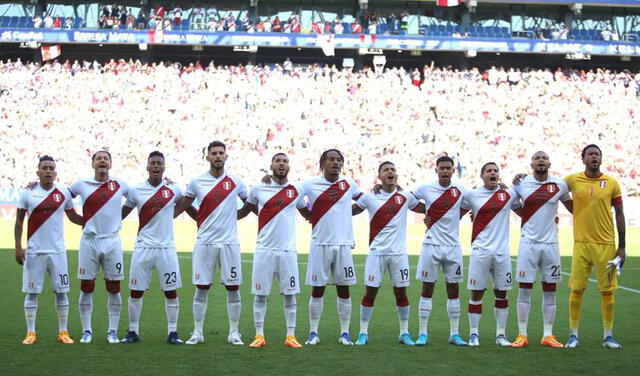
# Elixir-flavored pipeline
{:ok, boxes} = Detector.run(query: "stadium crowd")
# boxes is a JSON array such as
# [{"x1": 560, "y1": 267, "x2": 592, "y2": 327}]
[{"x1": 0, "y1": 58, "x2": 638, "y2": 196}]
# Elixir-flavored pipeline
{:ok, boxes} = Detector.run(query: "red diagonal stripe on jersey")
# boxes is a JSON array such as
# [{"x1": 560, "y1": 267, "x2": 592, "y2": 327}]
[
  {"x1": 426, "y1": 187, "x2": 461, "y2": 229},
  {"x1": 82, "y1": 181, "x2": 120, "y2": 227},
  {"x1": 138, "y1": 185, "x2": 174, "y2": 233},
  {"x1": 258, "y1": 185, "x2": 299, "y2": 233},
  {"x1": 27, "y1": 188, "x2": 65, "y2": 239},
  {"x1": 471, "y1": 190, "x2": 510, "y2": 243},
  {"x1": 197, "y1": 176, "x2": 236, "y2": 228},
  {"x1": 369, "y1": 193, "x2": 406, "y2": 245},
  {"x1": 311, "y1": 180, "x2": 350, "y2": 228},
  {"x1": 520, "y1": 183, "x2": 559, "y2": 227}
]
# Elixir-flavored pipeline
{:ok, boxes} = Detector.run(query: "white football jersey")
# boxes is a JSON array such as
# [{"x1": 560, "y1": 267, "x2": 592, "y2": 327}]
[
  {"x1": 461, "y1": 187, "x2": 520, "y2": 253},
  {"x1": 247, "y1": 182, "x2": 306, "y2": 251},
  {"x1": 303, "y1": 176, "x2": 362, "y2": 246},
  {"x1": 514, "y1": 176, "x2": 570, "y2": 244},
  {"x1": 124, "y1": 181, "x2": 183, "y2": 248},
  {"x1": 17, "y1": 184, "x2": 74, "y2": 253},
  {"x1": 185, "y1": 171, "x2": 247, "y2": 245},
  {"x1": 356, "y1": 189, "x2": 419, "y2": 255},
  {"x1": 69, "y1": 177, "x2": 129, "y2": 236},
  {"x1": 411, "y1": 181, "x2": 466, "y2": 246}
]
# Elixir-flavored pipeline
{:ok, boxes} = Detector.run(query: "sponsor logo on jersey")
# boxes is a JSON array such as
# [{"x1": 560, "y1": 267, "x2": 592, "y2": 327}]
[
  {"x1": 108, "y1": 181, "x2": 117, "y2": 191},
  {"x1": 53, "y1": 193, "x2": 62, "y2": 202},
  {"x1": 223, "y1": 181, "x2": 232, "y2": 190},
  {"x1": 162, "y1": 189, "x2": 171, "y2": 198},
  {"x1": 286, "y1": 189, "x2": 295, "y2": 198},
  {"x1": 600, "y1": 181, "x2": 607, "y2": 188},
  {"x1": 338, "y1": 181, "x2": 346, "y2": 190},
  {"x1": 498, "y1": 193, "x2": 506, "y2": 201}
]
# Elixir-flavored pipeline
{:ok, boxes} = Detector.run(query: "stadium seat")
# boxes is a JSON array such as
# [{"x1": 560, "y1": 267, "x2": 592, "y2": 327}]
[
  {"x1": 73, "y1": 18, "x2": 84, "y2": 28},
  {"x1": 342, "y1": 22, "x2": 350, "y2": 33},
  {"x1": 418, "y1": 26, "x2": 427, "y2": 35},
  {"x1": 378, "y1": 24, "x2": 387, "y2": 34},
  {"x1": 446, "y1": 25, "x2": 454, "y2": 33},
  {"x1": 9, "y1": 16, "x2": 19, "y2": 27},
  {"x1": 0, "y1": 16, "x2": 9, "y2": 27},
  {"x1": 181, "y1": 19, "x2": 190, "y2": 30},
  {"x1": 437, "y1": 25, "x2": 445, "y2": 33}
]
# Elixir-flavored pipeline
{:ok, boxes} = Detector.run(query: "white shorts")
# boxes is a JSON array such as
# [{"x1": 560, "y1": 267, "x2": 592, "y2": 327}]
[
  {"x1": 252, "y1": 249, "x2": 300, "y2": 295},
  {"x1": 364, "y1": 254, "x2": 410, "y2": 288},
  {"x1": 305, "y1": 244, "x2": 356, "y2": 286},
  {"x1": 416, "y1": 244, "x2": 464, "y2": 284},
  {"x1": 23, "y1": 252, "x2": 70, "y2": 294},
  {"x1": 467, "y1": 251, "x2": 513, "y2": 291},
  {"x1": 516, "y1": 241, "x2": 561, "y2": 284},
  {"x1": 78, "y1": 235, "x2": 124, "y2": 280},
  {"x1": 192, "y1": 243, "x2": 242, "y2": 286},
  {"x1": 129, "y1": 247, "x2": 182, "y2": 291}
]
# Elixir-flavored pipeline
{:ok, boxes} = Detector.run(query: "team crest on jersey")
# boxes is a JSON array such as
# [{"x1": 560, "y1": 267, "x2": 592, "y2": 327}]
[
  {"x1": 395, "y1": 195, "x2": 404, "y2": 205},
  {"x1": 519, "y1": 271, "x2": 525, "y2": 278},
  {"x1": 421, "y1": 270, "x2": 428, "y2": 277},
  {"x1": 53, "y1": 193, "x2": 62, "y2": 202},
  {"x1": 338, "y1": 181, "x2": 346, "y2": 191},
  {"x1": 469, "y1": 279, "x2": 476, "y2": 285},
  {"x1": 162, "y1": 189, "x2": 171, "y2": 198},
  {"x1": 223, "y1": 181, "x2": 232, "y2": 190},
  {"x1": 131, "y1": 279, "x2": 137, "y2": 285},
  {"x1": 255, "y1": 283, "x2": 261, "y2": 291},
  {"x1": 311, "y1": 275, "x2": 317, "y2": 281},
  {"x1": 286, "y1": 189, "x2": 295, "y2": 198},
  {"x1": 368, "y1": 275, "x2": 375, "y2": 282},
  {"x1": 451, "y1": 187, "x2": 459, "y2": 197},
  {"x1": 497, "y1": 193, "x2": 506, "y2": 201},
  {"x1": 547, "y1": 185, "x2": 555, "y2": 193},
  {"x1": 600, "y1": 181, "x2": 607, "y2": 188},
  {"x1": 108, "y1": 181, "x2": 116, "y2": 191}
]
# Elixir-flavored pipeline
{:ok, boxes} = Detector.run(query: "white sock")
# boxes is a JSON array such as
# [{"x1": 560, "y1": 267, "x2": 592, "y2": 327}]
[
  {"x1": 418, "y1": 297, "x2": 432, "y2": 335},
  {"x1": 494, "y1": 298, "x2": 509, "y2": 337},
  {"x1": 604, "y1": 328, "x2": 613, "y2": 339},
  {"x1": 165, "y1": 298, "x2": 179, "y2": 334},
  {"x1": 359, "y1": 305, "x2": 373, "y2": 334},
  {"x1": 570, "y1": 328, "x2": 579, "y2": 337},
  {"x1": 517, "y1": 288, "x2": 531, "y2": 336},
  {"x1": 128, "y1": 297, "x2": 142, "y2": 334},
  {"x1": 78, "y1": 291, "x2": 93, "y2": 332},
  {"x1": 24, "y1": 293, "x2": 38, "y2": 332},
  {"x1": 396, "y1": 304, "x2": 410, "y2": 335},
  {"x1": 468, "y1": 299, "x2": 482, "y2": 335},
  {"x1": 55, "y1": 293, "x2": 69, "y2": 332},
  {"x1": 446, "y1": 298, "x2": 461, "y2": 336},
  {"x1": 107, "y1": 292, "x2": 122, "y2": 332},
  {"x1": 337, "y1": 297, "x2": 351, "y2": 334},
  {"x1": 227, "y1": 289, "x2": 241, "y2": 334},
  {"x1": 308, "y1": 296, "x2": 323, "y2": 333},
  {"x1": 192, "y1": 288, "x2": 209, "y2": 335},
  {"x1": 253, "y1": 295, "x2": 267, "y2": 336},
  {"x1": 284, "y1": 295, "x2": 297, "y2": 336},
  {"x1": 542, "y1": 290, "x2": 556, "y2": 337}
]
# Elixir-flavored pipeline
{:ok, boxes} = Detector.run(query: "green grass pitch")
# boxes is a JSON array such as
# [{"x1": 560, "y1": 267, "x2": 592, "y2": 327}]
[{"x1": 1, "y1": 250, "x2": 638, "y2": 375}]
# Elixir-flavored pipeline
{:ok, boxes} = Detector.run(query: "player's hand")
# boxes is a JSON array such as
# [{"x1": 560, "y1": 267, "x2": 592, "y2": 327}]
[
  {"x1": 498, "y1": 181, "x2": 509, "y2": 190},
  {"x1": 24, "y1": 181, "x2": 37, "y2": 190},
  {"x1": 261, "y1": 174, "x2": 272, "y2": 184},
  {"x1": 615, "y1": 248, "x2": 626, "y2": 267},
  {"x1": 423, "y1": 215, "x2": 432, "y2": 228},
  {"x1": 163, "y1": 176, "x2": 175, "y2": 185},
  {"x1": 15, "y1": 248, "x2": 25, "y2": 265},
  {"x1": 512, "y1": 174, "x2": 527, "y2": 186}
]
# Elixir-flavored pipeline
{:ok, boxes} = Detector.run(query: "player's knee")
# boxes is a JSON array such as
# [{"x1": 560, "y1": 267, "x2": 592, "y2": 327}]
[
  {"x1": 570, "y1": 289, "x2": 584, "y2": 297},
  {"x1": 336, "y1": 286, "x2": 350, "y2": 299},
  {"x1": 80, "y1": 280, "x2": 95, "y2": 293},
  {"x1": 445, "y1": 283, "x2": 459, "y2": 299},
  {"x1": 421, "y1": 282, "x2": 434, "y2": 298},
  {"x1": 395, "y1": 296, "x2": 409, "y2": 307},
  {"x1": 225, "y1": 285, "x2": 239, "y2": 291},
  {"x1": 105, "y1": 280, "x2": 120, "y2": 294},
  {"x1": 130, "y1": 289, "x2": 144, "y2": 298},
  {"x1": 196, "y1": 284, "x2": 211, "y2": 290},
  {"x1": 164, "y1": 290, "x2": 177, "y2": 299},
  {"x1": 519, "y1": 282, "x2": 534, "y2": 289},
  {"x1": 311, "y1": 287, "x2": 325, "y2": 298},
  {"x1": 541, "y1": 283, "x2": 556, "y2": 292},
  {"x1": 600, "y1": 290, "x2": 613, "y2": 297},
  {"x1": 493, "y1": 289, "x2": 507, "y2": 299},
  {"x1": 361, "y1": 295, "x2": 375, "y2": 307}
]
